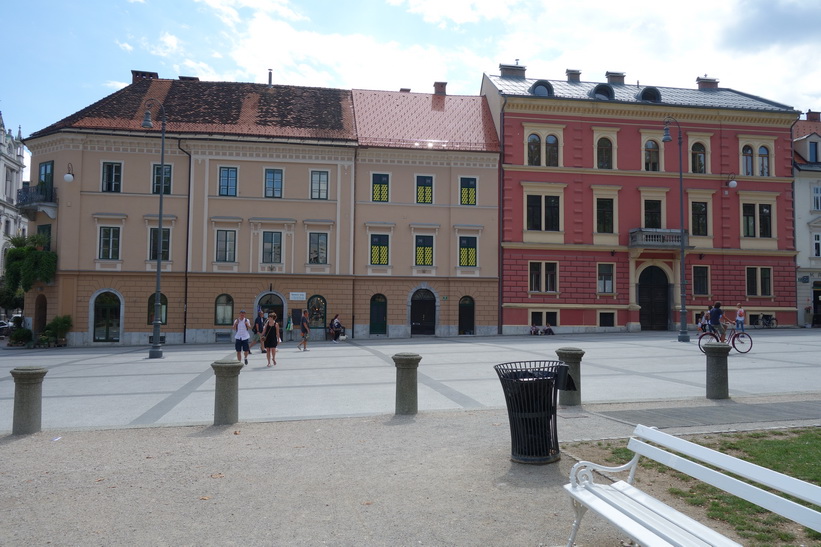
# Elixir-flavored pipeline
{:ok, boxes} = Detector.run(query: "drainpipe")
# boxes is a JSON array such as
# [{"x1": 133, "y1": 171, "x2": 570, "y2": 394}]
[
  {"x1": 498, "y1": 94, "x2": 507, "y2": 335},
  {"x1": 178, "y1": 139, "x2": 192, "y2": 343}
]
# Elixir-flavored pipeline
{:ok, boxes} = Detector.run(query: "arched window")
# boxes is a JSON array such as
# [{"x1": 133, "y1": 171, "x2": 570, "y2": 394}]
[
  {"x1": 742, "y1": 145, "x2": 754, "y2": 176},
  {"x1": 644, "y1": 140, "x2": 659, "y2": 171},
  {"x1": 691, "y1": 143, "x2": 706, "y2": 174},
  {"x1": 527, "y1": 134, "x2": 541, "y2": 166},
  {"x1": 147, "y1": 293, "x2": 168, "y2": 325},
  {"x1": 307, "y1": 295, "x2": 327, "y2": 333},
  {"x1": 758, "y1": 146, "x2": 770, "y2": 176},
  {"x1": 593, "y1": 84, "x2": 614, "y2": 100},
  {"x1": 597, "y1": 138, "x2": 613, "y2": 169},
  {"x1": 545, "y1": 135, "x2": 559, "y2": 167},
  {"x1": 639, "y1": 87, "x2": 661, "y2": 102},
  {"x1": 215, "y1": 294, "x2": 233, "y2": 325},
  {"x1": 94, "y1": 291, "x2": 121, "y2": 342},
  {"x1": 530, "y1": 80, "x2": 553, "y2": 97}
]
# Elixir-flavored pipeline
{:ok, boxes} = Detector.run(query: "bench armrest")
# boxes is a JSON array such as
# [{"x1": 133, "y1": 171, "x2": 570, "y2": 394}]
[{"x1": 569, "y1": 454, "x2": 641, "y2": 488}]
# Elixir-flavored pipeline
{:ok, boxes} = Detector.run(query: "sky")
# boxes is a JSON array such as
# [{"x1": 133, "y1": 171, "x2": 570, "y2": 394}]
[{"x1": 4, "y1": 0, "x2": 821, "y2": 171}]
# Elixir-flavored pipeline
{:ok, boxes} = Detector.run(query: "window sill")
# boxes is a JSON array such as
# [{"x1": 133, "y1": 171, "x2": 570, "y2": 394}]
[
  {"x1": 367, "y1": 265, "x2": 392, "y2": 276},
  {"x1": 145, "y1": 260, "x2": 173, "y2": 272},
  {"x1": 260, "y1": 263, "x2": 284, "y2": 273},
  {"x1": 212, "y1": 261, "x2": 238, "y2": 273},
  {"x1": 412, "y1": 266, "x2": 437, "y2": 276},
  {"x1": 456, "y1": 266, "x2": 480, "y2": 276},
  {"x1": 95, "y1": 259, "x2": 123, "y2": 271}
]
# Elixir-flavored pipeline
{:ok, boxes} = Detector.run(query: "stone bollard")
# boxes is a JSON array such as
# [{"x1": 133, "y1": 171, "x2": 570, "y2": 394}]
[
  {"x1": 211, "y1": 360, "x2": 244, "y2": 425},
  {"x1": 556, "y1": 347, "x2": 585, "y2": 406},
  {"x1": 10, "y1": 367, "x2": 48, "y2": 435},
  {"x1": 393, "y1": 352, "x2": 422, "y2": 415},
  {"x1": 704, "y1": 342, "x2": 731, "y2": 400}
]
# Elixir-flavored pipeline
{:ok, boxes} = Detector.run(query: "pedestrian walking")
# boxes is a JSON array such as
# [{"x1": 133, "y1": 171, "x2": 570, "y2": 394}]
[
  {"x1": 263, "y1": 312, "x2": 280, "y2": 366},
  {"x1": 735, "y1": 303, "x2": 746, "y2": 332},
  {"x1": 250, "y1": 310, "x2": 266, "y2": 353},
  {"x1": 297, "y1": 309, "x2": 310, "y2": 351},
  {"x1": 330, "y1": 314, "x2": 343, "y2": 343},
  {"x1": 233, "y1": 310, "x2": 252, "y2": 365}
]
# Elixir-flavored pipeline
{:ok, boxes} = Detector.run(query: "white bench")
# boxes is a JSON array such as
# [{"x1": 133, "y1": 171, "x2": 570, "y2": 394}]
[{"x1": 564, "y1": 424, "x2": 821, "y2": 546}]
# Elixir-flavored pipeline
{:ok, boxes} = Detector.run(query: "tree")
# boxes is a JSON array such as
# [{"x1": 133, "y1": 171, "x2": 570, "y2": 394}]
[{"x1": 1, "y1": 235, "x2": 57, "y2": 306}]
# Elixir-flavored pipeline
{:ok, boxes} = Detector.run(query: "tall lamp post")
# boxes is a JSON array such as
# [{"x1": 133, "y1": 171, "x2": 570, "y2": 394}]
[
  {"x1": 142, "y1": 99, "x2": 167, "y2": 358},
  {"x1": 662, "y1": 116, "x2": 690, "y2": 342}
]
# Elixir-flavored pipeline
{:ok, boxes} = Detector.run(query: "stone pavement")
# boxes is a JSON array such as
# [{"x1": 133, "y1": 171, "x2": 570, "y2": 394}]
[{"x1": 1, "y1": 331, "x2": 819, "y2": 545}]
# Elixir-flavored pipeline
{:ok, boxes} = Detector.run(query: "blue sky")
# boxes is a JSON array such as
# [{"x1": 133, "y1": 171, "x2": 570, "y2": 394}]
[{"x1": 4, "y1": 0, "x2": 821, "y2": 164}]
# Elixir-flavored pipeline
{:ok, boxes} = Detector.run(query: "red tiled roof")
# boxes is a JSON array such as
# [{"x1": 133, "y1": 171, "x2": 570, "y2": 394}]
[
  {"x1": 352, "y1": 89, "x2": 499, "y2": 152},
  {"x1": 29, "y1": 79, "x2": 357, "y2": 142},
  {"x1": 794, "y1": 120, "x2": 821, "y2": 140}
]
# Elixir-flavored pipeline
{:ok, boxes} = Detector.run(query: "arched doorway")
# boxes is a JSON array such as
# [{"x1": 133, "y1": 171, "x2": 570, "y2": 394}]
[
  {"x1": 307, "y1": 295, "x2": 327, "y2": 338},
  {"x1": 370, "y1": 294, "x2": 387, "y2": 335},
  {"x1": 410, "y1": 289, "x2": 436, "y2": 335},
  {"x1": 458, "y1": 296, "x2": 475, "y2": 335},
  {"x1": 34, "y1": 294, "x2": 47, "y2": 334},
  {"x1": 94, "y1": 291, "x2": 121, "y2": 342},
  {"x1": 638, "y1": 266, "x2": 670, "y2": 330},
  {"x1": 258, "y1": 293, "x2": 284, "y2": 328}
]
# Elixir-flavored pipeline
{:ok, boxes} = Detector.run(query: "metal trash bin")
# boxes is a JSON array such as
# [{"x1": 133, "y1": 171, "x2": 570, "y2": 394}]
[{"x1": 494, "y1": 360, "x2": 575, "y2": 464}]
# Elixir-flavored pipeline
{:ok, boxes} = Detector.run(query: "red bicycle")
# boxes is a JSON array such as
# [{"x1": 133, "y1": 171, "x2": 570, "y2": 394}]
[{"x1": 698, "y1": 325, "x2": 752, "y2": 354}]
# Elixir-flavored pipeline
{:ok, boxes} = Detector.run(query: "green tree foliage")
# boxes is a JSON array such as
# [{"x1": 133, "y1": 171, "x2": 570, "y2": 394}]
[{"x1": 2, "y1": 235, "x2": 58, "y2": 305}]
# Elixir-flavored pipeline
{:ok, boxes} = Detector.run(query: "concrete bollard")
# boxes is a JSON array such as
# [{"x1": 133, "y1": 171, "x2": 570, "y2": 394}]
[
  {"x1": 393, "y1": 352, "x2": 422, "y2": 415},
  {"x1": 556, "y1": 347, "x2": 585, "y2": 406},
  {"x1": 704, "y1": 342, "x2": 732, "y2": 400},
  {"x1": 10, "y1": 366, "x2": 48, "y2": 435},
  {"x1": 211, "y1": 359, "x2": 244, "y2": 425}
]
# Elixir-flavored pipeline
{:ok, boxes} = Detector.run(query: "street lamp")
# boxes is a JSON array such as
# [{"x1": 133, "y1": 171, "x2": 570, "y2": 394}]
[
  {"x1": 142, "y1": 99, "x2": 167, "y2": 358},
  {"x1": 662, "y1": 116, "x2": 690, "y2": 342}
]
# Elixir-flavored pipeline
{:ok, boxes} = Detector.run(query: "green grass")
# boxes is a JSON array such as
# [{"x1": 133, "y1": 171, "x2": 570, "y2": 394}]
[{"x1": 609, "y1": 428, "x2": 821, "y2": 546}]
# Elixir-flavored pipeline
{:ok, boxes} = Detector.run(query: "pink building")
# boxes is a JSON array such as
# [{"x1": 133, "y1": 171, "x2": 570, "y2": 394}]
[{"x1": 482, "y1": 65, "x2": 799, "y2": 333}]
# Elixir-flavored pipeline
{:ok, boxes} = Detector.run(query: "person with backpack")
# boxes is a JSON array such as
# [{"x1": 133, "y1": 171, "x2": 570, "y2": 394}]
[{"x1": 233, "y1": 310, "x2": 252, "y2": 365}]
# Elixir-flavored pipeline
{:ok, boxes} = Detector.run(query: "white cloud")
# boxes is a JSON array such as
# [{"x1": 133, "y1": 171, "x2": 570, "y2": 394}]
[
  {"x1": 387, "y1": 0, "x2": 520, "y2": 25},
  {"x1": 145, "y1": 32, "x2": 183, "y2": 57},
  {"x1": 103, "y1": 80, "x2": 130, "y2": 90},
  {"x1": 116, "y1": 40, "x2": 134, "y2": 52}
]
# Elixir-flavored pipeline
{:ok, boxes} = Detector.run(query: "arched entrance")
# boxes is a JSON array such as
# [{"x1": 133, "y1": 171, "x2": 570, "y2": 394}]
[
  {"x1": 34, "y1": 294, "x2": 47, "y2": 334},
  {"x1": 93, "y1": 291, "x2": 121, "y2": 342},
  {"x1": 638, "y1": 266, "x2": 670, "y2": 331},
  {"x1": 370, "y1": 294, "x2": 387, "y2": 335},
  {"x1": 258, "y1": 293, "x2": 284, "y2": 327},
  {"x1": 307, "y1": 295, "x2": 327, "y2": 338},
  {"x1": 458, "y1": 296, "x2": 475, "y2": 335},
  {"x1": 410, "y1": 289, "x2": 436, "y2": 335}
]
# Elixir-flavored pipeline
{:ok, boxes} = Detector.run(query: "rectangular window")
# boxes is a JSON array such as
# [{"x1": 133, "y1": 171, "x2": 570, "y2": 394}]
[
  {"x1": 459, "y1": 236, "x2": 477, "y2": 267},
  {"x1": 38, "y1": 161, "x2": 54, "y2": 185},
  {"x1": 526, "y1": 195, "x2": 560, "y2": 231},
  {"x1": 814, "y1": 233, "x2": 821, "y2": 257},
  {"x1": 743, "y1": 203, "x2": 772, "y2": 238},
  {"x1": 597, "y1": 263, "x2": 614, "y2": 293},
  {"x1": 529, "y1": 262, "x2": 557, "y2": 292},
  {"x1": 810, "y1": 142, "x2": 818, "y2": 163},
  {"x1": 691, "y1": 201, "x2": 708, "y2": 236},
  {"x1": 599, "y1": 312, "x2": 615, "y2": 327},
  {"x1": 416, "y1": 176, "x2": 433, "y2": 204},
  {"x1": 149, "y1": 228, "x2": 170, "y2": 261},
  {"x1": 746, "y1": 267, "x2": 772, "y2": 296},
  {"x1": 693, "y1": 265, "x2": 709, "y2": 295},
  {"x1": 759, "y1": 204, "x2": 772, "y2": 238},
  {"x1": 264, "y1": 169, "x2": 283, "y2": 198},
  {"x1": 742, "y1": 203, "x2": 756, "y2": 237},
  {"x1": 415, "y1": 235, "x2": 433, "y2": 266},
  {"x1": 644, "y1": 199, "x2": 661, "y2": 229},
  {"x1": 370, "y1": 234, "x2": 389, "y2": 265},
  {"x1": 311, "y1": 171, "x2": 329, "y2": 200},
  {"x1": 216, "y1": 230, "x2": 236, "y2": 262},
  {"x1": 460, "y1": 177, "x2": 476, "y2": 206},
  {"x1": 262, "y1": 231, "x2": 282, "y2": 263},
  {"x1": 814, "y1": 187, "x2": 821, "y2": 211},
  {"x1": 596, "y1": 198, "x2": 614, "y2": 233},
  {"x1": 544, "y1": 196, "x2": 560, "y2": 231},
  {"x1": 219, "y1": 167, "x2": 238, "y2": 196},
  {"x1": 530, "y1": 311, "x2": 558, "y2": 327},
  {"x1": 372, "y1": 173, "x2": 389, "y2": 202},
  {"x1": 152, "y1": 164, "x2": 171, "y2": 195},
  {"x1": 102, "y1": 162, "x2": 122, "y2": 192},
  {"x1": 99, "y1": 227, "x2": 120, "y2": 260},
  {"x1": 309, "y1": 233, "x2": 328, "y2": 264},
  {"x1": 37, "y1": 224, "x2": 52, "y2": 251}
]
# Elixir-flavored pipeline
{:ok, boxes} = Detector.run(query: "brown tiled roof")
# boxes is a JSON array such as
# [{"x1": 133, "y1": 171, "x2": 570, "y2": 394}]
[
  {"x1": 29, "y1": 79, "x2": 357, "y2": 142},
  {"x1": 794, "y1": 120, "x2": 821, "y2": 140},
  {"x1": 352, "y1": 90, "x2": 499, "y2": 152}
]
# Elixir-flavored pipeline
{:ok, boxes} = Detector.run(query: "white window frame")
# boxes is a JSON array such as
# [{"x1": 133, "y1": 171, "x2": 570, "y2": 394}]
[{"x1": 522, "y1": 123, "x2": 566, "y2": 167}]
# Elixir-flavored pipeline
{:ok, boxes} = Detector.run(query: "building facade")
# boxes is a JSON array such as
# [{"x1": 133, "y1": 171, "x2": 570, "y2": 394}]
[
  {"x1": 481, "y1": 64, "x2": 799, "y2": 334},
  {"x1": 793, "y1": 110, "x2": 821, "y2": 327},
  {"x1": 21, "y1": 71, "x2": 498, "y2": 345},
  {"x1": 0, "y1": 111, "x2": 28, "y2": 270}
]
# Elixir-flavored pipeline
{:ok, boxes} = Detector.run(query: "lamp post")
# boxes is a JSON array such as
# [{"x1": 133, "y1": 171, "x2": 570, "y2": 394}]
[
  {"x1": 142, "y1": 99, "x2": 166, "y2": 358},
  {"x1": 662, "y1": 116, "x2": 690, "y2": 342}
]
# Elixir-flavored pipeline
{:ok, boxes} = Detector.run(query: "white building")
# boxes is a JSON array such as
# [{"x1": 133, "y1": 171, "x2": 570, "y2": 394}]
[
  {"x1": 793, "y1": 110, "x2": 821, "y2": 326},
  {"x1": 0, "y1": 110, "x2": 28, "y2": 266}
]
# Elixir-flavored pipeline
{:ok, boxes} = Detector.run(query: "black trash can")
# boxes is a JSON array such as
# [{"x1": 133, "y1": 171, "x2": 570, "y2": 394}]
[{"x1": 494, "y1": 360, "x2": 574, "y2": 464}]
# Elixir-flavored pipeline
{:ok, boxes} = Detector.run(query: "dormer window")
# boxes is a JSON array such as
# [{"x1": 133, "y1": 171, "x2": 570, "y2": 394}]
[
  {"x1": 530, "y1": 80, "x2": 554, "y2": 97},
  {"x1": 593, "y1": 84, "x2": 614, "y2": 100},
  {"x1": 639, "y1": 87, "x2": 661, "y2": 102}
]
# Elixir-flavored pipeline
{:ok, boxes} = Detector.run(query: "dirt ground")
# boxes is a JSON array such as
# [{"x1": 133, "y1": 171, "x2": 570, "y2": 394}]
[{"x1": 560, "y1": 429, "x2": 818, "y2": 547}]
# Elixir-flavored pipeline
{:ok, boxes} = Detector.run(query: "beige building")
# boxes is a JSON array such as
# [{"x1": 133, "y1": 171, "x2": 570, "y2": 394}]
[{"x1": 21, "y1": 71, "x2": 499, "y2": 345}]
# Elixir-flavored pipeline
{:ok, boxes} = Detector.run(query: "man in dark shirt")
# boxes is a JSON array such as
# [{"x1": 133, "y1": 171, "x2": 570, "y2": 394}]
[
  {"x1": 709, "y1": 302, "x2": 729, "y2": 342},
  {"x1": 297, "y1": 309, "x2": 311, "y2": 352},
  {"x1": 251, "y1": 310, "x2": 266, "y2": 354}
]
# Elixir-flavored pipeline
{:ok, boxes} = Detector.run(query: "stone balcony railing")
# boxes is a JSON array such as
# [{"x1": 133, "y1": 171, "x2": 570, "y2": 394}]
[{"x1": 628, "y1": 228, "x2": 688, "y2": 249}]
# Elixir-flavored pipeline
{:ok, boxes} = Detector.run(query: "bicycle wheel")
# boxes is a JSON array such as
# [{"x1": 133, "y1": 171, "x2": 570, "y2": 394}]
[
  {"x1": 698, "y1": 332, "x2": 719, "y2": 353},
  {"x1": 732, "y1": 332, "x2": 753, "y2": 353},
  {"x1": 769, "y1": 318, "x2": 778, "y2": 329}
]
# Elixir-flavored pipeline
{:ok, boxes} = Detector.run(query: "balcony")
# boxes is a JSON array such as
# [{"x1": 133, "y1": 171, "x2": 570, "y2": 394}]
[
  {"x1": 629, "y1": 228, "x2": 688, "y2": 250},
  {"x1": 17, "y1": 185, "x2": 57, "y2": 220}
]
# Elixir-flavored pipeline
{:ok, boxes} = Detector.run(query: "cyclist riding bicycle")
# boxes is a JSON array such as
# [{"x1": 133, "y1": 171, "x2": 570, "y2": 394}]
[{"x1": 709, "y1": 302, "x2": 729, "y2": 342}]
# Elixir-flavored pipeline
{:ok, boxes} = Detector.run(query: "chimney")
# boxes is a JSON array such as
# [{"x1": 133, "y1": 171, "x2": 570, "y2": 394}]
[
  {"x1": 434, "y1": 82, "x2": 447, "y2": 95},
  {"x1": 268, "y1": 69, "x2": 273, "y2": 88},
  {"x1": 131, "y1": 70, "x2": 159, "y2": 84},
  {"x1": 807, "y1": 110, "x2": 820, "y2": 122},
  {"x1": 400, "y1": 88, "x2": 411, "y2": 93},
  {"x1": 179, "y1": 76, "x2": 199, "y2": 81},
  {"x1": 566, "y1": 69, "x2": 581, "y2": 83},
  {"x1": 606, "y1": 71, "x2": 625, "y2": 85},
  {"x1": 499, "y1": 63, "x2": 527, "y2": 78},
  {"x1": 696, "y1": 76, "x2": 719, "y2": 90}
]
